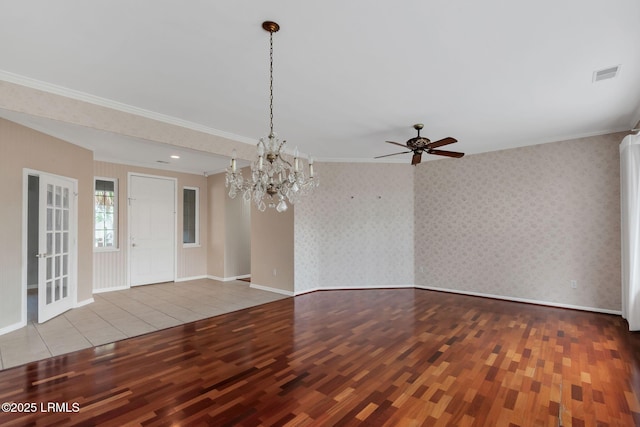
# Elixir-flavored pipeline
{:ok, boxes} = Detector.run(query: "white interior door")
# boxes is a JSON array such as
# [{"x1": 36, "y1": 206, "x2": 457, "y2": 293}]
[
  {"x1": 129, "y1": 174, "x2": 176, "y2": 286},
  {"x1": 38, "y1": 174, "x2": 76, "y2": 323}
]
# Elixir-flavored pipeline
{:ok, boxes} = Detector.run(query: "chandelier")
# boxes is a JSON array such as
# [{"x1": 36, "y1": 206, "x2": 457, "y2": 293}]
[{"x1": 226, "y1": 21, "x2": 318, "y2": 213}]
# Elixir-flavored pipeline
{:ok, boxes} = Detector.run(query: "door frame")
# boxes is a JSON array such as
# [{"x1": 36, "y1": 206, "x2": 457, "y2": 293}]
[
  {"x1": 21, "y1": 168, "x2": 78, "y2": 325},
  {"x1": 127, "y1": 172, "x2": 178, "y2": 287}
]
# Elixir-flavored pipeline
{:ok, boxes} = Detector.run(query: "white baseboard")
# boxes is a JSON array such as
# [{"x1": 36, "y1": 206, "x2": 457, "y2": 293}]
[
  {"x1": 415, "y1": 285, "x2": 622, "y2": 315},
  {"x1": 294, "y1": 283, "x2": 414, "y2": 296},
  {"x1": 75, "y1": 297, "x2": 94, "y2": 308},
  {"x1": 207, "y1": 274, "x2": 250, "y2": 282},
  {"x1": 250, "y1": 283, "x2": 294, "y2": 297},
  {"x1": 175, "y1": 275, "x2": 208, "y2": 283},
  {"x1": 93, "y1": 285, "x2": 129, "y2": 294},
  {"x1": 0, "y1": 320, "x2": 27, "y2": 336},
  {"x1": 294, "y1": 287, "x2": 319, "y2": 296}
]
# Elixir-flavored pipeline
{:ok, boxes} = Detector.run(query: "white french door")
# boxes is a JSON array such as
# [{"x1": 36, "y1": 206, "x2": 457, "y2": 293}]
[
  {"x1": 37, "y1": 174, "x2": 76, "y2": 323},
  {"x1": 129, "y1": 174, "x2": 176, "y2": 286}
]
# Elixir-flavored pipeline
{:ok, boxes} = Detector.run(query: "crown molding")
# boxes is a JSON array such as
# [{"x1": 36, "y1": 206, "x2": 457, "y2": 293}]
[
  {"x1": 316, "y1": 156, "x2": 408, "y2": 164},
  {"x1": 0, "y1": 69, "x2": 258, "y2": 146}
]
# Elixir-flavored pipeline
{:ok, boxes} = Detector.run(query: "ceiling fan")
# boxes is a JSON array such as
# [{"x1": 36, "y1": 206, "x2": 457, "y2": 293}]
[{"x1": 375, "y1": 124, "x2": 464, "y2": 165}]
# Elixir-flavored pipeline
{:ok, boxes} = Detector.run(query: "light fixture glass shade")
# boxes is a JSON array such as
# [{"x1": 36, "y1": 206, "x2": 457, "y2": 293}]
[
  {"x1": 225, "y1": 139, "x2": 318, "y2": 212},
  {"x1": 276, "y1": 198, "x2": 288, "y2": 212}
]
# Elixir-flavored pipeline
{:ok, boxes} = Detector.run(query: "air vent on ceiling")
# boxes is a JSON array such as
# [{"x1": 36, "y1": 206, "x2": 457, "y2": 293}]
[
  {"x1": 593, "y1": 65, "x2": 620, "y2": 82},
  {"x1": 156, "y1": 160, "x2": 170, "y2": 164}
]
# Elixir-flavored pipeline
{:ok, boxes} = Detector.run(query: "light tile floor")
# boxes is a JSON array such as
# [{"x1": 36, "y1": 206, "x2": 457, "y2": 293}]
[{"x1": 0, "y1": 279, "x2": 288, "y2": 370}]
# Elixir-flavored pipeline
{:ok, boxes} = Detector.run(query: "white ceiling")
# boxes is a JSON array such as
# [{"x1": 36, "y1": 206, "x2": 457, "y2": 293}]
[{"x1": 0, "y1": 1, "x2": 638, "y2": 174}]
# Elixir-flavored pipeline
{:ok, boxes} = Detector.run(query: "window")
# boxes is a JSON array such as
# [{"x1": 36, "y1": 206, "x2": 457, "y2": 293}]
[
  {"x1": 183, "y1": 187, "x2": 199, "y2": 246},
  {"x1": 94, "y1": 178, "x2": 117, "y2": 250}
]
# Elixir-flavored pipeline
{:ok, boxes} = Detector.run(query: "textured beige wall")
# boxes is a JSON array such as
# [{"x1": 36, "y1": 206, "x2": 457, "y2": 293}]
[
  {"x1": 93, "y1": 161, "x2": 208, "y2": 291},
  {"x1": 207, "y1": 170, "x2": 251, "y2": 279},
  {"x1": 224, "y1": 194, "x2": 251, "y2": 277},
  {"x1": 251, "y1": 204, "x2": 294, "y2": 293},
  {"x1": 414, "y1": 133, "x2": 623, "y2": 311},
  {"x1": 207, "y1": 173, "x2": 226, "y2": 278},
  {"x1": 0, "y1": 118, "x2": 93, "y2": 331}
]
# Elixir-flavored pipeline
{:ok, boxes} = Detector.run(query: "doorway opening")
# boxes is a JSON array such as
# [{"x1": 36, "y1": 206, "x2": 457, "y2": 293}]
[{"x1": 27, "y1": 175, "x2": 39, "y2": 323}]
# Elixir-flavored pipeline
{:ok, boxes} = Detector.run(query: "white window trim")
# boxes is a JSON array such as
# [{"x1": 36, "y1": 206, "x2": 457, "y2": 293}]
[
  {"x1": 183, "y1": 186, "x2": 200, "y2": 247},
  {"x1": 94, "y1": 177, "x2": 119, "y2": 252}
]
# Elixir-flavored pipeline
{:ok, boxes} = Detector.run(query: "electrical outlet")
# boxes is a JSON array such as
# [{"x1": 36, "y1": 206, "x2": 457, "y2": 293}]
[
  {"x1": 570, "y1": 280, "x2": 577, "y2": 289},
  {"x1": 420, "y1": 266, "x2": 425, "y2": 273},
  {"x1": 273, "y1": 268, "x2": 277, "y2": 276}
]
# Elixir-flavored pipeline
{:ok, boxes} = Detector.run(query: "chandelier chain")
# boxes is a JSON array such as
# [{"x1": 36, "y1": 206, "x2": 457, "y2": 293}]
[{"x1": 269, "y1": 30, "x2": 274, "y2": 137}]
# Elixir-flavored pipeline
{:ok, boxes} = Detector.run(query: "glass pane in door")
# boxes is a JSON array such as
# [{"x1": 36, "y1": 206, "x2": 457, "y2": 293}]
[
  {"x1": 46, "y1": 281, "x2": 52, "y2": 304},
  {"x1": 38, "y1": 176, "x2": 75, "y2": 323},
  {"x1": 55, "y1": 186, "x2": 61, "y2": 207},
  {"x1": 47, "y1": 184, "x2": 53, "y2": 207},
  {"x1": 44, "y1": 184, "x2": 71, "y2": 305}
]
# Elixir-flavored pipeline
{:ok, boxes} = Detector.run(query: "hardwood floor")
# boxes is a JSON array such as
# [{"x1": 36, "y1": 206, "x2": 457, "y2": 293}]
[{"x1": 0, "y1": 289, "x2": 638, "y2": 426}]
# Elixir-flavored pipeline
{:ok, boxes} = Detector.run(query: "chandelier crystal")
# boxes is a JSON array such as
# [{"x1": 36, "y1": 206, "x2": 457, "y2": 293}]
[{"x1": 226, "y1": 21, "x2": 318, "y2": 212}]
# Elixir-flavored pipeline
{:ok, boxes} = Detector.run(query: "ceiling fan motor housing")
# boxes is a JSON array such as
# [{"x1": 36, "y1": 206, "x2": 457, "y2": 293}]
[{"x1": 407, "y1": 136, "x2": 431, "y2": 153}]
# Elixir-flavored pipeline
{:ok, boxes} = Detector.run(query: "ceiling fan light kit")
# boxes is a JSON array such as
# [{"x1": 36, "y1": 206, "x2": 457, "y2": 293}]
[
  {"x1": 376, "y1": 123, "x2": 464, "y2": 165},
  {"x1": 226, "y1": 21, "x2": 318, "y2": 212}
]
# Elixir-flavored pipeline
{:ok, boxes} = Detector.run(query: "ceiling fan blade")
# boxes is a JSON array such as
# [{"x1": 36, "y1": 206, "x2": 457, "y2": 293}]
[
  {"x1": 426, "y1": 137, "x2": 457, "y2": 149},
  {"x1": 411, "y1": 152, "x2": 422, "y2": 165},
  {"x1": 374, "y1": 150, "x2": 412, "y2": 159},
  {"x1": 428, "y1": 149, "x2": 465, "y2": 158},
  {"x1": 385, "y1": 140, "x2": 409, "y2": 149}
]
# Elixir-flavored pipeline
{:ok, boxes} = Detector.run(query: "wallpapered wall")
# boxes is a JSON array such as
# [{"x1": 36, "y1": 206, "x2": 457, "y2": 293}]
[
  {"x1": 294, "y1": 163, "x2": 414, "y2": 293},
  {"x1": 414, "y1": 133, "x2": 623, "y2": 311}
]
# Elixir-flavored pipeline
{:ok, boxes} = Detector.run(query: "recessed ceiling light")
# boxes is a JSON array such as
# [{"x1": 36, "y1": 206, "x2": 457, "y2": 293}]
[{"x1": 170, "y1": 155, "x2": 180, "y2": 159}]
